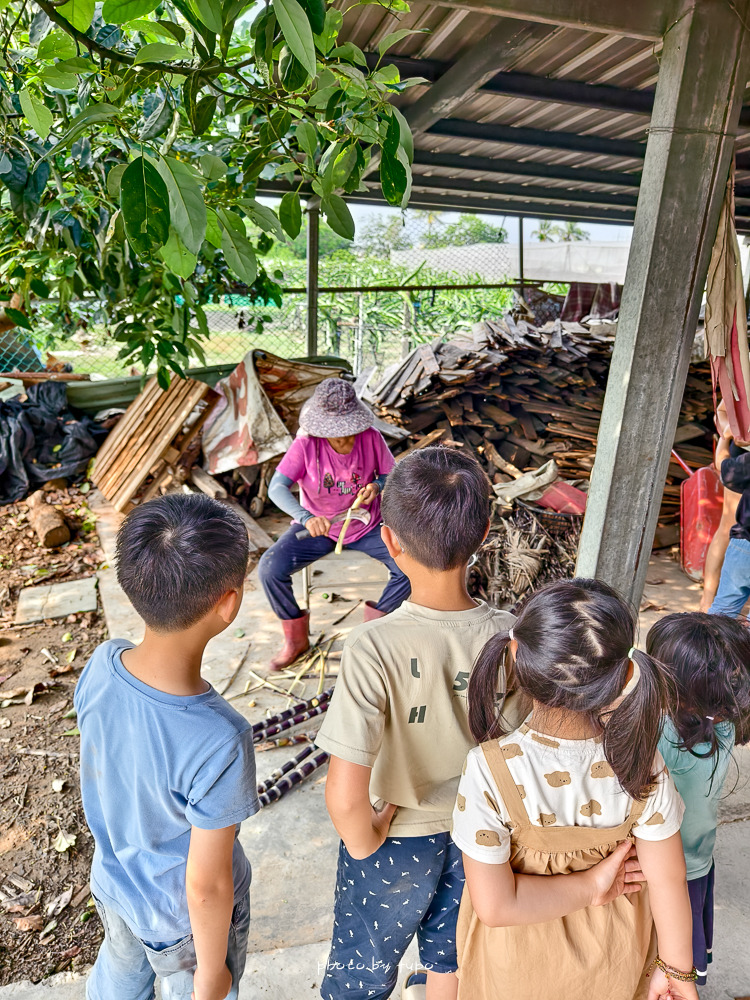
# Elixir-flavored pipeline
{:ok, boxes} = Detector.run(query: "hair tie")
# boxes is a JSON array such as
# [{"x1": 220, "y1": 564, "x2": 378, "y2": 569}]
[
  {"x1": 508, "y1": 627, "x2": 515, "y2": 641},
  {"x1": 620, "y1": 658, "x2": 640, "y2": 699},
  {"x1": 706, "y1": 715, "x2": 715, "y2": 721},
  {"x1": 627, "y1": 646, "x2": 636, "y2": 659}
]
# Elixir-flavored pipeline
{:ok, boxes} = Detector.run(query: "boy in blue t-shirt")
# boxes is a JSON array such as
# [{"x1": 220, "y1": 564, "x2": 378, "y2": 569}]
[
  {"x1": 648, "y1": 611, "x2": 750, "y2": 986},
  {"x1": 75, "y1": 494, "x2": 258, "y2": 1000}
]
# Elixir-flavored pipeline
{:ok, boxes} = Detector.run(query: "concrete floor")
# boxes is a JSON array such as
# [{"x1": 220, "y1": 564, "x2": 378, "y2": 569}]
[{"x1": 4, "y1": 498, "x2": 750, "y2": 999}]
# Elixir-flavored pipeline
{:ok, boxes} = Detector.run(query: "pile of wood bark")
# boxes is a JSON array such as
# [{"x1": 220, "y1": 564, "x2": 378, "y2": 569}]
[{"x1": 369, "y1": 317, "x2": 715, "y2": 530}]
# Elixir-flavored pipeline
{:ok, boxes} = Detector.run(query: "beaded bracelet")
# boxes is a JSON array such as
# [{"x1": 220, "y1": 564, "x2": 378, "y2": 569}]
[{"x1": 652, "y1": 957, "x2": 698, "y2": 982}]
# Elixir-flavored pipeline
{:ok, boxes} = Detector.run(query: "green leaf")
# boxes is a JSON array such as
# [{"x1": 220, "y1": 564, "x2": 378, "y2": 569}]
[
  {"x1": 299, "y1": 0, "x2": 325, "y2": 34},
  {"x1": 133, "y1": 43, "x2": 192, "y2": 64},
  {"x1": 322, "y1": 194, "x2": 354, "y2": 240},
  {"x1": 157, "y1": 156, "x2": 206, "y2": 254},
  {"x1": 37, "y1": 33, "x2": 76, "y2": 60},
  {"x1": 273, "y1": 0, "x2": 317, "y2": 79},
  {"x1": 106, "y1": 163, "x2": 127, "y2": 199},
  {"x1": 40, "y1": 65, "x2": 78, "y2": 91},
  {"x1": 295, "y1": 121, "x2": 317, "y2": 158},
  {"x1": 193, "y1": 95, "x2": 217, "y2": 136},
  {"x1": 4, "y1": 307, "x2": 31, "y2": 330},
  {"x1": 102, "y1": 0, "x2": 159, "y2": 22},
  {"x1": 332, "y1": 144, "x2": 357, "y2": 188},
  {"x1": 200, "y1": 153, "x2": 227, "y2": 180},
  {"x1": 378, "y1": 28, "x2": 428, "y2": 56},
  {"x1": 217, "y1": 209, "x2": 257, "y2": 284},
  {"x1": 120, "y1": 155, "x2": 171, "y2": 256},
  {"x1": 19, "y1": 89, "x2": 53, "y2": 140},
  {"x1": 139, "y1": 96, "x2": 172, "y2": 140},
  {"x1": 159, "y1": 227, "x2": 197, "y2": 277},
  {"x1": 238, "y1": 198, "x2": 285, "y2": 240},
  {"x1": 279, "y1": 46, "x2": 310, "y2": 92},
  {"x1": 380, "y1": 148, "x2": 407, "y2": 206},
  {"x1": 382, "y1": 111, "x2": 400, "y2": 157},
  {"x1": 41, "y1": 104, "x2": 120, "y2": 160},
  {"x1": 57, "y1": 0, "x2": 94, "y2": 32},
  {"x1": 393, "y1": 106, "x2": 413, "y2": 164},
  {"x1": 313, "y1": 7, "x2": 341, "y2": 53},
  {"x1": 188, "y1": 0, "x2": 224, "y2": 33},
  {"x1": 331, "y1": 41, "x2": 367, "y2": 65},
  {"x1": 204, "y1": 207, "x2": 222, "y2": 248},
  {"x1": 279, "y1": 191, "x2": 301, "y2": 239}
]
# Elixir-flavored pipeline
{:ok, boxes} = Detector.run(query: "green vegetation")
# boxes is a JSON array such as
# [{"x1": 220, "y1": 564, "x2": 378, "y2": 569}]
[{"x1": 0, "y1": 0, "x2": 421, "y2": 384}]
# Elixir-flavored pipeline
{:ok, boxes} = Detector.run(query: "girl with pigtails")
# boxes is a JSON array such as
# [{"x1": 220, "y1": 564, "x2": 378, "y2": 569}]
[{"x1": 451, "y1": 578, "x2": 697, "y2": 1000}]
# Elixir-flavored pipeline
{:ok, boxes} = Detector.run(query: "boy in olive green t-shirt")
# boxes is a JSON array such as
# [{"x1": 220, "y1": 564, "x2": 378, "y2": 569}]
[{"x1": 317, "y1": 447, "x2": 526, "y2": 1000}]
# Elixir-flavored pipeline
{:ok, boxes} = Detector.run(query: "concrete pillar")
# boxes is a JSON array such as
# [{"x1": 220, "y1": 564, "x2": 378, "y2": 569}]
[
  {"x1": 306, "y1": 204, "x2": 319, "y2": 357},
  {"x1": 576, "y1": 0, "x2": 750, "y2": 606}
]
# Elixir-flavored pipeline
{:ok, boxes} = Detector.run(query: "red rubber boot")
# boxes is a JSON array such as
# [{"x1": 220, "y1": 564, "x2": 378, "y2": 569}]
[
  {"x1": 269, "y1": 612, "x2": 310, "y2": 671},
  {"x1": 363, "y1": 601, "x2": 387, "y2": 622}
]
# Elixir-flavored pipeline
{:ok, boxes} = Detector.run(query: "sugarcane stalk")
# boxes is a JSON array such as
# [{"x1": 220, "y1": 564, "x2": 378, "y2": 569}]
[
  {"x1": 257, "y1": 745, "x2": 315, "y2": 793},
  {"x1": 256, "y1": 731, "x2": 316, "y2": 751},
  {"x1": 254, "y1": 701, "x2": 329, "y2": 743},
  {"x1": 334, "y1": 493, "x2": 365, "y2": 555},
  {"x1": 251, "y1": 687, "x2": 333, "y2": 739},
  {"x1": 258, "y1": 750, "x2": 330, "y2": 807}
]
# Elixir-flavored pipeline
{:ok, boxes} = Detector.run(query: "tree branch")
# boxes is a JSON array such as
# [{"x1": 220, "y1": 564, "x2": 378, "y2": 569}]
[{"x1": 34, "y1": 0, "x2": 134, "y2": 64}]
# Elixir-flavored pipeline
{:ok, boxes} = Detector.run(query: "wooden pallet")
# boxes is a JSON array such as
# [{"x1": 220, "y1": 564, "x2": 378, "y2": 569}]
[{"x1": 92, "y1": 376, "x2": 218, "y2": 512}]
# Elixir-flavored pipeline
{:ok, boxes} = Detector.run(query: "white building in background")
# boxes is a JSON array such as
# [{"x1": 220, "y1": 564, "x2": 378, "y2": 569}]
[
  {"x1": 391, "y1": 237, "x2": 750, "y2": 289},
  {"x1": 390, "y1": 240, "x2": 633, "y2": 284}
]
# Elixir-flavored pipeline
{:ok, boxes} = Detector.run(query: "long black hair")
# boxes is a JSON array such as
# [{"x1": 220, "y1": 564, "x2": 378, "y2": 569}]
[
  {"x1": 468, "y1": 578, "x2": 674, "y2": 800},
  {"x1": 646, "y1": 612, "x2": 750, "y2": 757}
]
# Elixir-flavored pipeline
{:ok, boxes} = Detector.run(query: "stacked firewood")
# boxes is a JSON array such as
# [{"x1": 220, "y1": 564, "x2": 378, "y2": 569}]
[{"x1": 369, "y1": 317, "x2": 715, "y2": 528}]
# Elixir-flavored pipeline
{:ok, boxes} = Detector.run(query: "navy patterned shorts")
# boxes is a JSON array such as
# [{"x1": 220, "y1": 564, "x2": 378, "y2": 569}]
[{"x1": 321, "y1": 832, "x2": 464, "y2": 1000}]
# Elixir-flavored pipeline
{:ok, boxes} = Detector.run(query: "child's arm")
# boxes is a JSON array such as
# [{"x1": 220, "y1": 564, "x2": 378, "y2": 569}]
[
  {"x1": 325, "y1": 756, "x2": 397, "y2": 860},
  {"x1": 186, "y1": 825, "x2": 236, "y2": 1000},
  {"x1": 636, "y1": 833, "x2": 699, "y2": 1000},
  {"x1": 463, "y1": 839, "x2": 639, "y2": 927}
]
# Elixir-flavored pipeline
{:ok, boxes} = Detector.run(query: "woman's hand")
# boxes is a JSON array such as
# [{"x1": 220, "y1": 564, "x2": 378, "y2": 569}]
[
  {"x1": 646, "y1": 967, "x2": 699, "y2": 1000},
  {"x1": 358, "y1": 482, "x2": 380, "y2": 505},
  {"x1": 306, "y1": 516, "x2": 331, "y2": 537},
  {"x1": 587, "y1": 840, "x2": 643, "y2": 907}
]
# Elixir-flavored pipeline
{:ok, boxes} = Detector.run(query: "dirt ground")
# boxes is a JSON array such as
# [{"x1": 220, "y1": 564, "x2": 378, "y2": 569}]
[{"x1": 0, "y1": 485, "x2": 106, "y2": 986}]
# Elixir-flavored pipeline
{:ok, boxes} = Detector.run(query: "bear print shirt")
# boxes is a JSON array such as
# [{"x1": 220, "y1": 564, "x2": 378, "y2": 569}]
[{"x1": 452, "y1": 722, "x2": 684, "y2": 864}]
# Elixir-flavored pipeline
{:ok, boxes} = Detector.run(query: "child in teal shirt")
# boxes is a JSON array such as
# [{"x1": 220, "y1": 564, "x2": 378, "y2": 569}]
[{"x1": 648, "y1": 612, "x2": 750, "y2": 986}]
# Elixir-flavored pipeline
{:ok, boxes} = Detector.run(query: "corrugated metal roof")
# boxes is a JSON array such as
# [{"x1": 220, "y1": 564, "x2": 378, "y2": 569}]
[{"x1": 316, "y1": 1, "x2": 750, "y2": 230}]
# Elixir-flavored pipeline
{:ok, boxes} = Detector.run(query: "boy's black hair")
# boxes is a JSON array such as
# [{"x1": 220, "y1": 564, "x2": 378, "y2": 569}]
[
  {"x1": 469, "y1": 578, "x2": 676, "y2": 800},
  {"x1": 380, "y1": 445, "x2": 491, "y2": 570},
  {"x1": 116, "y1": 493, "x2": 249, "y2": 633},
  {"x1": 647, "y1": 611, "x2": 750, "y2": 755}
]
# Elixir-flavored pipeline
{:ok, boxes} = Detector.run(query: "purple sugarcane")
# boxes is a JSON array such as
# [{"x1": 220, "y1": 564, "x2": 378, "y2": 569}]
[
  {"x1": 257, "y1": 745, "x2": 315, "y2": 794},
  {"x1": 251, "y1": 687, "x2": 334, "y2": 739},
  {"x1": 258, "y1": 750, "x2": 330, "y2": 808},
  {"x1": 254, "y1": 701, "x2": 329, "y2": 744}
]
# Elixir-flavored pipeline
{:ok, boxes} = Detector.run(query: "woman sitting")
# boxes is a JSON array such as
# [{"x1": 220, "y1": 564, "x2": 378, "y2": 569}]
[{"x1": 259, "y1": 378, "x2": 410, "y2": 670}]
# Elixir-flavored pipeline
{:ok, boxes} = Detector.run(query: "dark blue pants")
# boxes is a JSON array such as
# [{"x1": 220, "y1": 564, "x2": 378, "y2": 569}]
[
  {"x1": 321, "y1": 834, "x2": 464, "y2": 1000},
  {"x1": 258, "y1": 523, "x2": 411, "y2": 620}
]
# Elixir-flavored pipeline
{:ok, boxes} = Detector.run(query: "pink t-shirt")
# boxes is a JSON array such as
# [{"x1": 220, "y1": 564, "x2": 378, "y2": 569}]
[{"x1": 276, "y1": 429, "x2": 395, "y2": 543}]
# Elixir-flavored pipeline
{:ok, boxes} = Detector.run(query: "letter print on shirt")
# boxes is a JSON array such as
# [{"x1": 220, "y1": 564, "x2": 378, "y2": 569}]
[
  {"x1": 410, "y1": 658, "x2": 420, "y2": 679},
  {"x1": 408, "y1": 706, "x2": 427, "y2": 724}
]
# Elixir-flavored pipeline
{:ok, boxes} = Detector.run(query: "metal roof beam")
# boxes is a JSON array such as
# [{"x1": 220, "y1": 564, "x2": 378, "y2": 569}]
[
  {"x1": 396, "y1": 21, "x2": 556, "y2": 136},
  {"x1": 414, "y1": 149, "x2": 642, "y2": 188},
  {"x1": 410, "y1": 172, "x2": 639, "y2": 209},
  {"x1": 428, "y1": 118, "x2": 646, "y2": 159},
  {"x1": 369, "y1": 55, "x2": 750, "y2": 126},
  {"x1": 413, "y1": 0, "x2": 666, "y2": 40}
]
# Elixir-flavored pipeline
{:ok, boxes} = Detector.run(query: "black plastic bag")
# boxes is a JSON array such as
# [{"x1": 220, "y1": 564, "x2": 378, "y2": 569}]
[{"x1": 0, "y1": 382, "x2": 106, "y2": 504}]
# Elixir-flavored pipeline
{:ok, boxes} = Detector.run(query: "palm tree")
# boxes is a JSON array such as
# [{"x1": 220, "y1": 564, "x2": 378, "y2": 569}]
[
  {"x1": 557, "y1": 221, "x2": 590, "y2": 242},
  {"x1": 531, "y1": 219, "x2": 557, "y2": 242}
]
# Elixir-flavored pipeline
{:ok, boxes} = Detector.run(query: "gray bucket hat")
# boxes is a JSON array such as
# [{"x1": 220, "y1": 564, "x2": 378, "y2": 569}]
[{"x1": 298, "y1": 378, "x2": 374, "y2": 437}]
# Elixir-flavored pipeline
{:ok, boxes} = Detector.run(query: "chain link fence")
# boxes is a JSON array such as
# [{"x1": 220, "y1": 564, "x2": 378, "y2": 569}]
[{"x1": 1, "y1": 208, "x2": 569, "y2": 381}]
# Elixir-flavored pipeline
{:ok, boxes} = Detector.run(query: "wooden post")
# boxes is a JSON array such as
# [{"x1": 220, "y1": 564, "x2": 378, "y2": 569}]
[
  {"x1": 306, "y1": 204, "x2": 319, "y2": 358},
  {"x1": 576, "y1": 0, "x2": 750, "y2": 606},
  {"x1": 518, "y1": 215, "x2": 525, "y2": 300}
]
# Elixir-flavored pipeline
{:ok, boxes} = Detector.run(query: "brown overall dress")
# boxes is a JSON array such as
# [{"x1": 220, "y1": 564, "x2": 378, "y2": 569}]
[{"x1": 456, "y1": 740, "x2": 656, "y2": 1000}]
